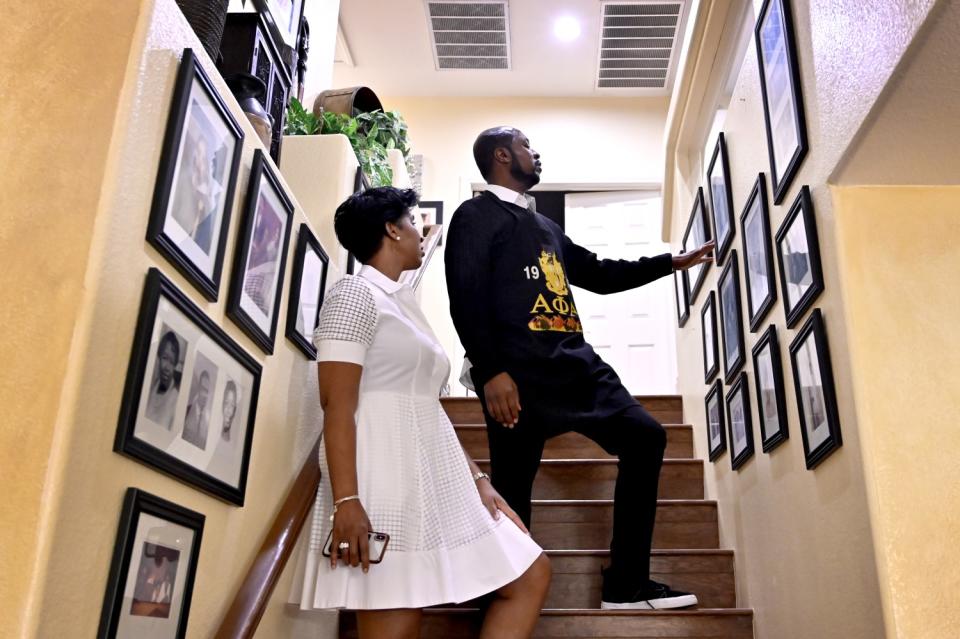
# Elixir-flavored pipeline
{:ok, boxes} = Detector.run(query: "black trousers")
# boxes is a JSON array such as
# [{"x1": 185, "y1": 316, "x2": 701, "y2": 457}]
[{"x1": 482, "y1": 402, "x2": 666, "y2": 586}]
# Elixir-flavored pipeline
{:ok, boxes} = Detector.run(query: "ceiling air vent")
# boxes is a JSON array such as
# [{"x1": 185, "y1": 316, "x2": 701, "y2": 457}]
[
  {"x1": 597, "y1": 1, "x2": 685, "y2": 90},
  {"x1": 425, "y1": 1, "x2": 511, "y2": 70}
]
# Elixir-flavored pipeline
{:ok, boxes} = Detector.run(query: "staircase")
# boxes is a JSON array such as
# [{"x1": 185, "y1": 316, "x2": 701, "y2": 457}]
[{"x1": 340, "y1": 396, "x2": 753, "y2": 638}]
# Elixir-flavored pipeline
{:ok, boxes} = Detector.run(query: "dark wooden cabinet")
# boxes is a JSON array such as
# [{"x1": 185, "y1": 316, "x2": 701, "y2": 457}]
[{"x1": 219, "y1": 13, "x2": 292, "y2": 163}]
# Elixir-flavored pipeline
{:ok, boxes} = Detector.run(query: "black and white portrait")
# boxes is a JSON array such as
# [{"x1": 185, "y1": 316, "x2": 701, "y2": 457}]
[
  {"x1": 701, "y1": 291, "x2": 718, "y2": 382},
  {"x1": 682, "y1": 188, "x2": 711, "y2": 303},
  {"x1": 726, "y1": 373, "x2": 754, "y2": 470},
  {"x1": 120, "y1": 269, "x2": 262, "y2": 504},
  {"x1": 776, "y1": 187, "x2": 823, "y2": 327},
  {"x1": 740, "y1": 174, "x2": 776, "y2": 330},
  {"x1": 705, "y1": 381, "x2": 726, "y2": 462},
  {"x1": 789, "y1": 310, "x2": 842, "y2": 469},
  {"x1": 286, "y1": 225, "x2": 330, "y2": 359},
  {"x1": 144, "y1": 326, "x2": 186, "y2": 431},
  {"x1": 706, "y1": 134, "x2": 735, "y2": 263},
  {"x1": 718, "y1": 252, "x2": 745, "y2": 382},
  {"x1": 752, "y1": 325, "x2": 789, "y2": 452}
]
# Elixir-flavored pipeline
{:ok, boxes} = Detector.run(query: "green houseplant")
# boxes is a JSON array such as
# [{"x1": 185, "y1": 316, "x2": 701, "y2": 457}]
[{"x1": 284, "y1": 98, "x2": 411, "y2": 188}]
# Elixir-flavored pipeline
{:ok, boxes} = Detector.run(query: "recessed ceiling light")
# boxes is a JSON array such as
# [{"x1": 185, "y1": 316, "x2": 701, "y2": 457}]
[{"x1": 553, "y1": 16, "x2": 581, "y2": 42}]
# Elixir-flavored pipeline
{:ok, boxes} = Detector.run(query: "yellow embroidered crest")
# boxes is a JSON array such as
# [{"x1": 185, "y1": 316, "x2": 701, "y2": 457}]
[{"x1": 538, "y1": 250, "x2": 569, "y2": 297}]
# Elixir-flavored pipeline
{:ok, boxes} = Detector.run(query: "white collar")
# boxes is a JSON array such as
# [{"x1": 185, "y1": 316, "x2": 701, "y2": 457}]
[
  {"x1": 359, "y1": 265, "x2": 404, "y2": 294},
  {"x1": 484, "y1": 184, "x2": 529, "y2": 210}
]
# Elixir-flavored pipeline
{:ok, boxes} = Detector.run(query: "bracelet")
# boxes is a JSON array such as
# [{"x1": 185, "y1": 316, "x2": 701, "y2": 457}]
[
  {"x1": 332, "y1": 494, "x2": 360, "y2": 514},
  {"x1": 473, "y1": 471, "x2": 490, "y2": 483}
]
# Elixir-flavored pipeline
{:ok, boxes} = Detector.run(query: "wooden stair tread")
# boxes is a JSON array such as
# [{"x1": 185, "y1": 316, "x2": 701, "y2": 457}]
[{"x1": 430, "y1": 608, "x2": 752, "y2": 616}]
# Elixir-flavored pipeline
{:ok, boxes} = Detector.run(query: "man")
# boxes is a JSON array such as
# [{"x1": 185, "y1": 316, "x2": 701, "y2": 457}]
[
  {"x1": 445, "y1": 127, "x2": 714, "y2": 610},
  {"x1": 182, "y1": 370, "x2": 212, "y2": 449},
  {"x1": 145, "y1": 331, "x2": 181, "y2": 430}
]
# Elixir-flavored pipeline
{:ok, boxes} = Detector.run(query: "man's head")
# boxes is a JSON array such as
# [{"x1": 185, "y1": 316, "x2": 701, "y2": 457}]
[
  {"x1": 196, "y1": 371, "x2": 211, "y2": 408},
  {"x1": 473, "y1": 127, "x2": 541, "y2": 191}
]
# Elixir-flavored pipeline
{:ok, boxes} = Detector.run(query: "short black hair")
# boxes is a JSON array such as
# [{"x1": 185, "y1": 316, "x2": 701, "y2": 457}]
[
  {"x1": 158, "y1": 331, "x2": 180, "y2": 362},
  {"x1": 334, "y1": 186, "x2": 419, "y2": 263},
  {"x1": 473, "y1": 127, "x2": 518, "y2": 181}
]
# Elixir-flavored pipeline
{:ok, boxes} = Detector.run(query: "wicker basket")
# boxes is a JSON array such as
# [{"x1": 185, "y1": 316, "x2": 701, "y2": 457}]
[{"x1": 175, "y1": 0, "x2": 230, "y2": 61}]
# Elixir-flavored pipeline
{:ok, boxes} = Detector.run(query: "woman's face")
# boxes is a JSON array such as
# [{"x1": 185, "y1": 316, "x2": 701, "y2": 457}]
[
  {"x1": 388, "y1": 209, "x2": 424, "y2": 271},
  {"x1": 222, "y1": 389, "x2": 237, "y2": 426}
]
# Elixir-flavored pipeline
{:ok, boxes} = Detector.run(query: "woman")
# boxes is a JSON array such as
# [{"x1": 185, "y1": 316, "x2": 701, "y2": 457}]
[{"x1": 298, "y1": 187, "x2": 550, "y2": 638}]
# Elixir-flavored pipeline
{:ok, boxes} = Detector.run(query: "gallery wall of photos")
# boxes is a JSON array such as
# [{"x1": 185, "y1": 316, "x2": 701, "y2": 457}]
[
  {"x1": 100, "y1": 40, "x2": 332, "y2": 637},
  {"x1": 675, "y1": 0, "x2": 842, "y2": 475}
]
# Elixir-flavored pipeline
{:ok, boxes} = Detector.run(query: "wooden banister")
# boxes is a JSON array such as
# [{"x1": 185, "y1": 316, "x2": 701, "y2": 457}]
[
  {"x1": 214, "y1": 435, "x2": 322, "y2": 639},
  {"x1": 401, "y1": 224, "x2": 443, "y2": 291}
]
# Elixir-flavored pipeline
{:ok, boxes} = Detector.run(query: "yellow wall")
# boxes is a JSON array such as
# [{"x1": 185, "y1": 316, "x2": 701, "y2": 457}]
[
  {"x1": 665, "y1": 1, "x2": 940, "y2": 638},
  {"x1": 2, "y1": 0, "x2": 339, "y2": 636},
  {"x1": 0, "y1": 2, "x2": 146, "y2": 635},
  {"x1": 833, "y1": 186, "x2": 960, "y2": 639},
  {"x1": 383, "y1": 96, "x2": 669, "y2": 392}
]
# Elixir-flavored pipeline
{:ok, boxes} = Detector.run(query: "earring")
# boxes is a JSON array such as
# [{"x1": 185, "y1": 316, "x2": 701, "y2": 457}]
[{"x1": 394, "y1": 236, "x2": 401, "y2": 240}]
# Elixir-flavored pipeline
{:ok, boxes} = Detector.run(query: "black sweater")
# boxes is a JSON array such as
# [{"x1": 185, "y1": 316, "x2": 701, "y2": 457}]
[{"x1": 445, "y1": 191, "x2": 674, "y2": 423}]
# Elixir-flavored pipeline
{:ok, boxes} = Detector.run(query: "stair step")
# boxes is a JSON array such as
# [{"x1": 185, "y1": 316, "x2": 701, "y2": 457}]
[
  {"x1": 475, "y1": 459, "x2": 705, "y2": 501},
  {"x1": 531, "y1": 500, "x2": 719, "y2": 550},
  {"x1": 340, "y1": 608, "x2": 753, "y2": 638},
  {"x1": 544, "y1": 550, "x2": 735, "y2": 610},
  {"x1": 455, "y1": 425, "x2": 694, "y2": 460},
  {"x1": 441, "y1": 396, "x2": 684, "y2": 427}
]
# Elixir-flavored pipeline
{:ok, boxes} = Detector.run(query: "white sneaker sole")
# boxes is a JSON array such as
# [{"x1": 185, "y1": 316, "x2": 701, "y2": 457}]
[{"x1": 600, "y1": 594, "x2": 699, "y2": 610}]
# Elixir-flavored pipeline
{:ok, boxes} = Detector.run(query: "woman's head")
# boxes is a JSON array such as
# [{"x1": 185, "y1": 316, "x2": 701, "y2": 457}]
[{"x1": 334, "y1": 187, "x2": 422, "y2": 269}]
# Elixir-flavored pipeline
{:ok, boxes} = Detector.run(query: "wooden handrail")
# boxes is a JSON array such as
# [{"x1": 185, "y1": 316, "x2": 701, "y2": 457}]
[{"x1": 214, "y1": 435, "x2": 322, "y2": 639}]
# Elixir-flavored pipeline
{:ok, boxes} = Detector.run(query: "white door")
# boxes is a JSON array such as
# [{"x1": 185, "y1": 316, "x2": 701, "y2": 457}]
[{"x1": 564, "y1": 191, "x2": 678, "y2": 394}]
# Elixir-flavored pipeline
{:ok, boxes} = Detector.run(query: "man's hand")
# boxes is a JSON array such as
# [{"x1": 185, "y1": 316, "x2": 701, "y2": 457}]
[
  {"x1": 483, "y1": 372, "x2": 521, "y2": 428},
  {"x1": 672, "y1": 240, "x2": 716, "y2": 271}
]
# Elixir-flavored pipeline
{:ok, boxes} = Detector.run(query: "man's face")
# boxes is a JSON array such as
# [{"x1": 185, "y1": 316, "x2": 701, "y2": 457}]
[
  {"x1": 197, "y1": 375, "x2": 210, "y2": 408},
  {"x1": 158, "y1": 342, "x2": 176, "y2": 388},
  {"x1": 223, "y1": 389, "x2": 237, "y2": 425},
  {"x1": 508, "y1": 132, "x2": 542, "y2": 189}
]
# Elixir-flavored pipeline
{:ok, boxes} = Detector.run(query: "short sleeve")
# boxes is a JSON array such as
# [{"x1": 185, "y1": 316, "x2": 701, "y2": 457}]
[{"x1": 312, "y1": 276, "x2": 379, "y2": 364}]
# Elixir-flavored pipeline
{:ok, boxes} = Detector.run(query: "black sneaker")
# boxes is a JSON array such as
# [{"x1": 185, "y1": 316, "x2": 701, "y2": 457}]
[{"x1": 601, "y1": 578, "x2": 699, "y2": 610}]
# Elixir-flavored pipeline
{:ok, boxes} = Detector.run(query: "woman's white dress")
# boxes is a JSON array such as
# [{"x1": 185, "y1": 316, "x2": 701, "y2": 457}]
[{"x1": 297, "y1": 265, "x2": 542, "y2": 610}]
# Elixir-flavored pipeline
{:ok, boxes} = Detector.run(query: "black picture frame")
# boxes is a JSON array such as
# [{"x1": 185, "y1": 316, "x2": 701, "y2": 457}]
[
  {"x1": 718, "y1": 250, "x2": 746, "y2": 384},
  {"x1": 775, "y1": 186, "x2": 823, "y2": 328},
  {"x1": 682, "y1": 187, "x2": 712, "y2": 304},
  {"x1": 418, "y1": 200, "x2": 445, "y2": 245},
  {"x1": 253, "y1": 0, "x2": 306, "y2": 51},
  {"x1": 146, "y1": 48, "x2": 244, "y2": 302},
  {"x1": 345, "y1": 167, "x2": 369, "y2": 275},
  {"x1": 97, "y1": 488, "x2": 204, "y2": 639},
  {"x1": 116, "y1": 268, "x2": 262, "y2": 505},
  {"x1": 789, "y1": 309, "x2": 842, "y2": 469},
  {"x1": 285, "y1": 224, "x2": 329, "y2": 359},
  {"x1": 740, "y1": 173, "x2": 778, "y2": 332},
  {"x1": 706, "y1": 133, "x2": 736, "y2": 265},
  {"x1": 752, "y1": 324, "x2": 789, "y2": 452},
  {"x1": 705, "y1": 380, "x2": 726, "y2": 462},
  {"x1": 674, "y1": 271, "x2": 690, "y2": 328},
  {"x1": 701, "y1": 291, "x2": 719, "y2": 383},
  {"x1": 726, "y1": 371, "x2": 755, "y2": 470},
  {"x1": 755, "y1": 0, "x2": 809, "y2": 204},
  {"x1": 227, "y1": 149, "x2": 295, "y2": 354}
]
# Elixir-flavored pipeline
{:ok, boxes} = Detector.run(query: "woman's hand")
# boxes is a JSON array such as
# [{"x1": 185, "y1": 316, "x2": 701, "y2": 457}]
[
  {"x1": 330, "y1": 500, "x2": 373, "y2": 572},
  {"x1": 477, "y1": 479, "x2": 529, "y2": 535}
]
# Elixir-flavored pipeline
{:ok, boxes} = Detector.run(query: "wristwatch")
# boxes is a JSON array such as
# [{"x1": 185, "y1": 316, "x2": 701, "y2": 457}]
[{"x1": 473, "y1": 471, "x2": 490, "y2": 483}]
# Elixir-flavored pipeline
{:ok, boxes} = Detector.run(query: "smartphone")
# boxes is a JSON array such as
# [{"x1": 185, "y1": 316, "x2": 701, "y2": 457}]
[{"x1": 322, "y1": 530, "x2": 390, "y2": 564}]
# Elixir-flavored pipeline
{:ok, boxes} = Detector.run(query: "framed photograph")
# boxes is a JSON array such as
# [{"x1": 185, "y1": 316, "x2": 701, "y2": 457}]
[
  {"x1": 674, "y1": 271, "x2": 689, "y2": 328},
  {"x1": 418, "y1": 200, "x2": 445, "y2": 245},
  {"x1": 775, "y1": 186, "x2": 823, "y2": 328},
  {"x1": 116, "y1": 268, "x2": 262, "y2": 505},
  {"x1": 755, "y1": 0, "x2": 809, "y2": 204},
  {"x1": 752, "y1": 325, "x2": 789, "y2": 452},
  {"x1": 726, "y1": 371, "x2": 755, "y2": 470},
  {"x1": 97, "y1": 488, "x2": 204, "y2": 639},
  {"x1": 705, "y1": 380, "x2": 726, "y2": 462},
  {"x1": 682, "y1": 188, "x2": 712, "y2": 304},
  {"x1": 227, "y1": 150, "x2": 295, "y2": 354},
  {"x1": 789, "y1": 309, "x2": 842, "y2": 469},
  {"x1": 146, "y1": 48, "x2": 244, "y2": 302},
  {"x1": 701, "y1": 291, "x2": 719, "y2": 383},
  {"x1": 718, "y1": 250, "x2": 746, "y2": 383},
  {"x1": 285, "y1": 224, "x2": 329, "y2": 359},
  {"x1": 253, "y1": 0, "x2": 305, "y2": 49},
  {"x1": 740, "y1": 173, "x2": 778, "y2": 331},
  {"x1": 345, "y1": 167, "x2": 369, "y2": 276},
  {"x1": 706, "y1": 133, "x2": 735, "y2": 265}
]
